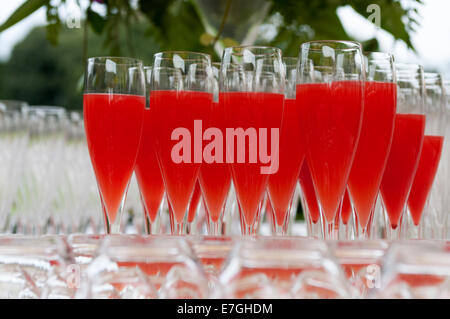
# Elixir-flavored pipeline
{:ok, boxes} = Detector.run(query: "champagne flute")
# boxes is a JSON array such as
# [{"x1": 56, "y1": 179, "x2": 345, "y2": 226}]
[
  {"x1": 267, "y1": 57, "x2": 305, "y2": 235},
  {"x1": 220, "y1": 46, "x2": 285, "y2": 236},
  {"x1": 151, "y1": 52, "x2": 213, "y2": 235},
  {"x1": 296, "y1": 41, "x2": 365, "y2": 239},
  {"x1": 407, "y1": 73, "x2": 446, "y2": 239},
  {"x1": 198, "y1": 62, "x2": 232, "y2": 235},
  {"x1": 379, "y1": 63, "x2": 425, "y2": 239},
  {"x1": 347, "y1": 52, "x2": 397, "y2": 239},
  {"x1": 134, "y1": 66, "x2": 167, "y2": 234},
  {"x1": 83, "y1": 57, "x2": 145, "y2": 234}
]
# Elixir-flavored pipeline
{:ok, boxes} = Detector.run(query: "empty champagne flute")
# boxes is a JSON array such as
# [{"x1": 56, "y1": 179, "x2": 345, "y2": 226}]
[{"x1": 0, "y1": 100, "x2": 29, "y2": 232}]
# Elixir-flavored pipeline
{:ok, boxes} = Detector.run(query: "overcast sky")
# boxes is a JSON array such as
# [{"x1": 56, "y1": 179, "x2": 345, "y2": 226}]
[{"x1": 1, "y1": 0, "x2": 449, "y2": 78}]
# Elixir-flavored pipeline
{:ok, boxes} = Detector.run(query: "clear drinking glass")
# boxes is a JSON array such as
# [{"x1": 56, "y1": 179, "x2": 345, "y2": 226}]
[
  {"x1": 0, "y1": 100, "x2": 29, "y2": 233},
  {"x1": 151, "y1": 52, "x2": 213, "y2": 235},
  {"x1": 220, "y1": 46, "x2": 285, "y2": 236},
  {"x1": 296, "y1": 41, "x2": 365, "y2": 239},
  {"x1": 134, "y1": 66, "x2": 167, "y2": 235},
  {"x1": 219, "y1": 237, "x2": 351, "y2": 298},
  {"x1": 83, "y1": 235, "x2": 209, "y2": 298},
  {"x1": 375, "y1": 241, "x2": 450, "y2": 298},
  {"x1": 187, "y1": 235, "x2": 234, "y2": 281},
  {"x1": 445, "y1": 81, "x2": 450, "y2": 239},
  {"x1": 267, "y1": 57, "x2": 305, "y2": 235},
  {"x1": 0, "y1": 235, "x2": 74, "y2": 298},
  {"x1": 379, "y1": 63, "x2": 425, "y2": 239},
  {"x1": 330, "y1": 240, "x2": 389, "y2": 298},
  {"x1": 347, "y1": 52, "x2": 397, "y2": 239},
  {"x1": 83, "y1": 57, "x2": 146, "y2": 234},
  {"x1": 406, "y1": 73, "x2": 446, "y2": 239},
  {"x1": 16, "y1": 107, "x2": 68, "y2": 235},
  {"x1": 198, "y1": 62, "x2": 232, "y2": 235}
]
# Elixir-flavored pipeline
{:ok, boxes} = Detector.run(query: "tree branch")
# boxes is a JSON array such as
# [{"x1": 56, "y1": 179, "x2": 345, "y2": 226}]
[{"x1": 212, "y1": 0, "x2": 232, "y2": 46}]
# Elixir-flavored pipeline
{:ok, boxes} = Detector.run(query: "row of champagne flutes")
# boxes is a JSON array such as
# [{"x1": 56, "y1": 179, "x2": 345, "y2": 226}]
[
  {"x1": 83, "y1": 41, "x2": 450, "y2": 239},
  {"x1": 0, "y1": 101, "x2": 106, "y2": 234},
  {"x1": 1, "y1": 41, "x2": 448, "y2": 239},
  {"x1": 0, "y1": 98, "x2": 256, "y2": 236}
]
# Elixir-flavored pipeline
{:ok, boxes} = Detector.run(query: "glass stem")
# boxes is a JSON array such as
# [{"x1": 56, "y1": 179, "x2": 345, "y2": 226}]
[{"x1": 207, "y1": 219, "x2": 223, "y2": 236}]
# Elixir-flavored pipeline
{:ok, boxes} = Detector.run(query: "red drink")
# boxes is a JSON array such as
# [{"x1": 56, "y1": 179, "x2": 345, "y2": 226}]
[
  {"x1": 83, "y1": 93, "x2": 144, "y2": 224},
  {"x1": 380, "y1": 114, "x2": 426, "y2": 229},
  {"x1": 407, "y1": 135, "x2": 444, "y2": 225},
  {"x1": 340, "y1": 189, "x2": 352, "y2": 225},
  {"x1": 222, "y1": 92, "x2": 284, "y2": 231},
  {"x1": 296, "y1": 81, "x2": 364, "y2": 223},
  {"x1": 198, "y1": 102, "x2": 231, "y2": 224},
  {"x1": 298, "y1": 163, "x2": 321, "y2": 224},
  {"x1": 347, "y1": 82, "x2": 397, "y2": 230},
  {"x1": 267, "y1": 99, "x2": 305, "y2": 229},
  {"x1": 187, "y1": 180, "x2": 202, "y2": 223},
  {"x1": 151, "y1": 90, "x2": 212, "y2": 225},
  {"x1": 135, "y1": 108, "x2": 165, "y2": 223}
]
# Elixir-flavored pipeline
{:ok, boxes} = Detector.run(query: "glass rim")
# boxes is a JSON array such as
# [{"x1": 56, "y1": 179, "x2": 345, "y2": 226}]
[
  {"x1": 394, "y1": 62, "x2": 423, "y2": 71},
  {"x1": 301, "y1": 40, "x2": 362, "y2": 52},
  {"x1": 87, "y1": 56, "x2": 143, "y2": 66},
  {"x1": 152, "y1": 66, "x2": 183, "y2": 72},
  {"x1": 224, "y1": 45, "x2": 282, "y2": 57},
  {"x1": 154, "y1": 57, "x2": 210, "y2": 63},
  {"x1": 364, "y1": 51, "x2": 392, "y2": 56},
  {"x1": 364, "y1": 51, "x2": 394, "y2": 61},
  {"x1": 424, "y1": 72, "x2": 444, "y2": 87},
  {"x1": 28, "y1": 105, "x2": 66, "y2": 111},
  {"x1": 424, "y1": 72, "x2": 442, "y2": 79},
  {"x1": 28, "y1": 106, "x2": 67, "y2": 116},
  {"x1": 154, "y1": 51, "x2": 212, "y2": 61}
]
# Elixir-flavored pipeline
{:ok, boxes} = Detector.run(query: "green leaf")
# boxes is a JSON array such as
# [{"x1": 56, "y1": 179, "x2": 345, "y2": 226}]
[
  {"x1": 139, "y1": 0, "x2": 174, "y2": 29},
  {"x1": 45, "y1": 4, "x2": 60, "y2": 45},
  {"x1": 268, "y1": 1, "x2": 351, "y2": 55},
  {"x1": 46, "y1": 22, "x2": 60, "y2": 45},
  {"x1": 87, "y1": 9, "x2": 106, "y2": 34},
  {"x1": 348, "y1": 0, "x2": 421, "y2": 51},
  {"x1": 0, "y1": 0, "x2": 49, "y2": 33}
]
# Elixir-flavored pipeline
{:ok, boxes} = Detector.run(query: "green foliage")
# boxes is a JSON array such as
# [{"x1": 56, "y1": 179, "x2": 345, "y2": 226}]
[
  {"x1": 0, "y1": 0, "x2": 49, "y2": 32},
  {"x1": 268, "y1": 0, "x2": 422, "y2": 56},
  {"x1": 0, "y1": 0, "x2": 423, "y2": 58},
  {"x1": 0, "y1": 21, "x2": 160, "y2": 109},
  {"x1": 0, "y1": 0, "x2": 423, "y2": 107},
  {"x1": 87, "y1": 8, "x2": 107, "y2": 34},
  {"x1": 348, "y1": 0, "x2": 421, "y2": 50},
  {"x1": 1, "y1": 27, "x2": 86, "y2": 109}
]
